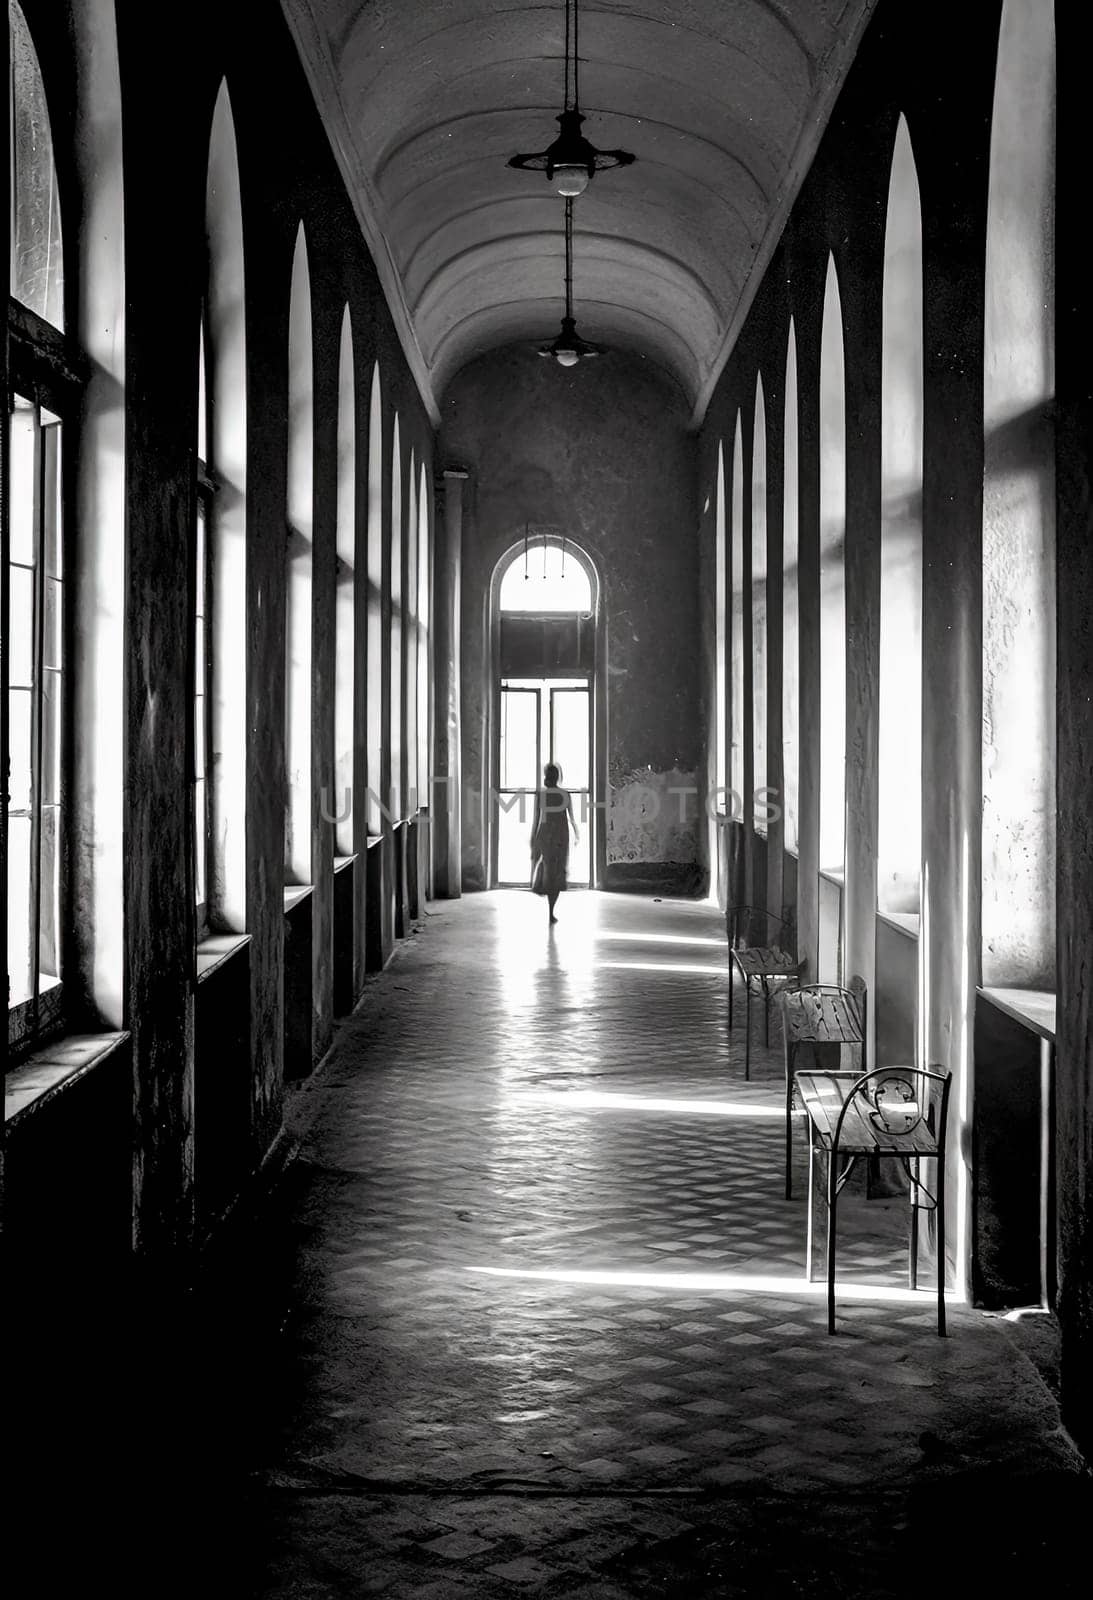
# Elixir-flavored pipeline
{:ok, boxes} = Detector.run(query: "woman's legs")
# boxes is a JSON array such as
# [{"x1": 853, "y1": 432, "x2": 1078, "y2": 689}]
[{"x1": 547, "y1": 891, "x2": 559, "y2": 923}]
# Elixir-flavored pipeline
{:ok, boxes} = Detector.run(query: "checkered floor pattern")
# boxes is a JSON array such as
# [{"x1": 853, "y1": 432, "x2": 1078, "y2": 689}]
[{"x1": 235, "y1": 891, "x2": 1087, "y2": 1597}]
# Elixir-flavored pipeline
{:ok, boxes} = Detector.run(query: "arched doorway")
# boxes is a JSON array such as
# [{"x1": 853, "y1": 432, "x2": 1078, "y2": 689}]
[{"x1": 490, "y1": 535, "x2": 600, "y2": 888}]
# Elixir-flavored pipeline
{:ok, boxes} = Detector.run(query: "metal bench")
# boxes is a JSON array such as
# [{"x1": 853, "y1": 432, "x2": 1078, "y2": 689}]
[
  {"x1": 780, "y1": 979, "x2": 867, "y2": 1200},
  {"x1": 727, "y1": 905, "x2": 802, "y2": 1080},
  {"x1": 797, "y1": 1064, "x2": 953, "y2": 1335}
]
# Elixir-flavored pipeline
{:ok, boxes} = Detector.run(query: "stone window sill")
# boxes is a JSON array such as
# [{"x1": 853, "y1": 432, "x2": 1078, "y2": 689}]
[
  {"x1": 284, "y1": 885, "x2": 313, "y2": 914},
  {"x1": 196, "y1": 932, "x2": 251, "y2": 985},
  {"x1": 978, "y1": 986, "x2": 1056, "y2": 1043},
  {"x1": 5, "y1": 1030, "x2": 129, "y2": 1129},
  {"x1": 334, "y1": 854, "x2": 356, "y2": 874}
]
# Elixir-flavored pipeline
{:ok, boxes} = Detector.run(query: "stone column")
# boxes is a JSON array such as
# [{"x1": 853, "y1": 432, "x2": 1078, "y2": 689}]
[
  {"x1": 841, "y1": 249, "x2": 883, "y2": 1048},
  {"x1": 1055, "y1": 0, "x2": 1093, "y2": 1457},
  {"x1": 920, "y1": 195, "x2": 987, "y2": 1297},
  {"x1": 433, "y1": 469, "x2": 466, "y2": 896},
  {"x1": 793, "y1": 272, "x2": 824, "y2": 983}
]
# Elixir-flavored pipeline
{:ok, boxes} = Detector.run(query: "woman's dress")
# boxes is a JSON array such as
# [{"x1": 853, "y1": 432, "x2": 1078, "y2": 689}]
[{"x1": 532, "y1": 786, "x2": 571, "y2": 896}]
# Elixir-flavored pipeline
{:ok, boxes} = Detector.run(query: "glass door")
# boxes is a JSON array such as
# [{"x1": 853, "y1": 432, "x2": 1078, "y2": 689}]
[
  {"x1": 496, "y1": 678, "x2": 591, "y2": 885},
  {"x1": 548, "y1": 685, "x2": 590, "y2": 886}
]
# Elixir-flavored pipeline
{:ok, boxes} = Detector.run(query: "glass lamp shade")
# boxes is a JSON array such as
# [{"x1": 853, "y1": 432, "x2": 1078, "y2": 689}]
[
  {"x1": 551, "y1": 163, "x2": 590, "y2": 198},
  {"x1": 555, "y1": 347, "x2": 580, "y2": 367}
]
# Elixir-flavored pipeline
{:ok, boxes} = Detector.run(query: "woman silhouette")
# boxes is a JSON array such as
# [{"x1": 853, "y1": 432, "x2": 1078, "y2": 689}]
[{"x1": 530, "y1": 762, "x2": 579, "y2": 923}]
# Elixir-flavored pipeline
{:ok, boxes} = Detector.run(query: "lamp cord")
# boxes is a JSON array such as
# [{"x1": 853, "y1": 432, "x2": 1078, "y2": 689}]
[
  {"x1": 563, "y1": 0, "x2": 571, "y2": 110},
  {"x1": 564, "y1": 198, "x2": 573, "y2": 319},
  {"x1": 573, "y1": 0, "x2": 580, "y2": 111}
]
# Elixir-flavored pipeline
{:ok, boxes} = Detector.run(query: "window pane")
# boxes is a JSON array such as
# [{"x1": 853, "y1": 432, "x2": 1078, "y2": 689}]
[
  {"x1": 8, "y1": 686, "x2": 33, "y2": 813},
  {"x1": 9, "y1": 0, "x2": 64, "y2": 328},
  {"x1": 500, "y1": 688, "x2": 539, "y2": 790},
  {"x1": 197, "y1": 319, "x2": 208, "y2": 465},
  {"x1": 7, "y1": 815, "x2": 34, "y2": 1005},
  {"x1": 39, "y1": 803, "x2": 60, "y2": 977},
  {"x1": 193, "y1": 499, "x2": 209, "y2": 907},
  {"x1": 8, "y1": 562, "x2": 35, "y2": 687},
  {"x1": 551, "y1": 689, "x2": 589, "y2": 791},
  {"x1": 8, "y1": 399, "x2": 38, "y2": 567},
  {"x1": 194, "y1": 780, "x2": 207, "y2": 909}
]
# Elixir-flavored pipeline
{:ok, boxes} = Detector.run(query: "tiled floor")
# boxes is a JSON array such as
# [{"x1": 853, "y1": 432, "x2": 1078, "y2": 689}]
[{"x1": 225, "y1": 892, "x2": 1087, "y2": 1596}]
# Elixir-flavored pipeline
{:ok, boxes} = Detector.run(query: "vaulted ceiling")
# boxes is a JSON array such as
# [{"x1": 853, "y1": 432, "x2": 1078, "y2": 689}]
[{"x1": 281, "y1": 0, "x2": 875, "y2": 424}]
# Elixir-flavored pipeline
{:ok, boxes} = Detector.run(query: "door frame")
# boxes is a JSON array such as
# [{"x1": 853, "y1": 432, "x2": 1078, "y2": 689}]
[{"x1": 487, "y1": 532, "x2": 606, "y2": 888}]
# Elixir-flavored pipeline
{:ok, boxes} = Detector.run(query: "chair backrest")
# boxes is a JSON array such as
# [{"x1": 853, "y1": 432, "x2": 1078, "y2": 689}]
[
  {"x1": 833, "y1": 1064, "x2": 952, "y2": 1153},
  {"x1": 727, "y1": 903, "x2": 796, "y2": 956},
  {"x1": 785, "y1": 979, "x2": 866, "y2": 1036}
]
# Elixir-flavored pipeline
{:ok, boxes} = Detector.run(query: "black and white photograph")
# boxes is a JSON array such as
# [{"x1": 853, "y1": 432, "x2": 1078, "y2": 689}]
[{"x1": 4, "y1": 1, "x2": 1089, "y2": 1594}]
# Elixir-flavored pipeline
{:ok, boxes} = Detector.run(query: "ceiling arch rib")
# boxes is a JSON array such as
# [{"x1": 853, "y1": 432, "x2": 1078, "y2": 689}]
[{"x1": 280, "y1": 0, "x2": 877, "y2": 418}]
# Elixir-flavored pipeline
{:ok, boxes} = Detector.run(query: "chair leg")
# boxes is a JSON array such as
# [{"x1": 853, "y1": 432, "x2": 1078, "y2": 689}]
[
  {"x1": 744, "y1": 982, "x2": 751, "y2": 1081},
  {"x1": 763, "y1": 980, "x2": 771, "y2": 1048},
  {"x1": 806, "y1": 1137, "x2": 816, "y2": 1280},
  {"x1": 785, "y1": 1075, "x2": 794, "y2": 1201},
  {"x1": 728, "y1": 958, "x2": 734, "y2": 1031},
  {"x1": 937, "y1": 1161, "x2": 947, "y2": 1338},
  {"x1": 827, "y1": 1152, "x2": 838, "y2": 1334},
  {"x1": 909, "y1": 1156, "x2": 920, "y2": 1291}
]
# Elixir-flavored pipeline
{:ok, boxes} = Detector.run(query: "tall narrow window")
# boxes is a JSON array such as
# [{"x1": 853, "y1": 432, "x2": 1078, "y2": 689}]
[
  {"x1": 204, "y1": 80, "x2": 247, "y2": 932},
  {"x1": 285, "y1": 224, "x2": 313, "y2": 885},
  {"x1": 417, "y1": 461, "x2": 431, "y2": 814},
  {"x1": 714, "y1": 443, "x2": 727, "y2": 808},
  {"x1": 879, "y1": 117, "x2": 924, "y2": 918},
  {"x1": 194, "y1": 321, "x2": 212, "y2": 927},
  {"x1": 366, "y1": 367, "x2": 383, "y2": 834},
  {"x1": 334, "y1": 306, "x2": 355, "y2": 858},
  {"x1": 5, "y1": 2, "x2": 78, "y2": 1053},
  {"x1": 752, "y1": 374, "x2": 768, "y2": 828},
  {"x1": 783, "y1": 320, "x2": 799, "y2": 854},
  {"x1": 389, "y1": 417, "x2": 403, "y2": 821},
  {"x1": 982, "y1": 0, "x2": 1056, "y2": 986},
  {"x1": 6, "y1": 397, "x2": 64, "y2": 1038},
  {"x1": 819, "y1": 255, "x2": 847, "y2": 877},
  {"x1": 405, "y1": 454, "x2": 418, "y2": 812},
  {"x1": 730, "y1": 413, "x2": 745, "y2": 814}
]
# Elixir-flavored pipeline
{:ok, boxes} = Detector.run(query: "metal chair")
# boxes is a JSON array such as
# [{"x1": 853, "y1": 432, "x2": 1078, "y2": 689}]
[
  {"x1": 727, "y1": 905, "x2": 802, "y2": 1080},
  {"x1": 798, "y1": 1063, "x2": 953, "y2": 1335},
  {"x1": 780, "y1": 978, "x2": 867, "y2": 1199}
]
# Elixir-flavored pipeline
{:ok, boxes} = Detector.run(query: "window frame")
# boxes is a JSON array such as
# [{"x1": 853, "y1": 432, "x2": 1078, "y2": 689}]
[
  {"x1": 193, "y1": 312, "x2": 215, "y2": 941},
  {"x1": 4, "y1": 298, "x2": 87, "y2": 1059}
]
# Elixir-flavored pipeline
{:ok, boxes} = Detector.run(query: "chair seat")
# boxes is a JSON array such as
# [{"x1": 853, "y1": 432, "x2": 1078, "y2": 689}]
[{"x1": 733, "y1": 946, "x2": 797, "y2": 978}]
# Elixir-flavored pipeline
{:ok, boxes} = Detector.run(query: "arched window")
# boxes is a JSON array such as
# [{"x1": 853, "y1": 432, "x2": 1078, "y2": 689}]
[
  {"x1": 201, "y1": 79, "x2": 247, "y2": 933},
  {"x1": 5, "y1": 2, "x2": 78, "y2": 1047},
  {"x1": 285, "y1": 224, "x2": 313, "y2": 885},
  {"x1": 498, "y1": 539, "x2": 593, "y2": 614},
  {"x1": 9, "y1": 0, "x2": 63, "y2": 329},
  {"x1": 879, "y1": 116, "x2": 924, "y2": 919},
  {"x1": 417, "y1": 461, "x2": 431, "y2": 814},
  {"x1": 783, "y1": 320, "x2": 799, "y2": 854},
  {"x1": 982, "y1": 0, "x2": 1056, "y2": 986},
  {"x1": 366, "y1": 366, "x2": 383, "y2": 835},
  {"x1": 390, "y1": 416, "x2": 403, "y2": 819},
  {"x1": 714, "y1": 443, "x2": 727, "y2": 810},
  {"x1": 334, "y1": 306, "x2": 355, "y2": 858},
  {"x1": 819, "y1": 254, "x2": 847, "y2": 879},
  {"x1": 730, "y1": 413, "x2": 745, "y2": 813},
  {"x1": 752, "y1": 373, "x2": 768, "y2": 828}
]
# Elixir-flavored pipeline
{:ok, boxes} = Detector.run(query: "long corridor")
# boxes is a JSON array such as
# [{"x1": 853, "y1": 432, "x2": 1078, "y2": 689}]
[{"x1": 220, "y1": 894, "x2": 1089, "y2": 1597}]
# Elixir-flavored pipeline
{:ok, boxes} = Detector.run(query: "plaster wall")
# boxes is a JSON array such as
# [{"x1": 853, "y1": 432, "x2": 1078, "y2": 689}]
[{"x1": 440, "y1": 347, "x2": 699, "y2": 890}]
